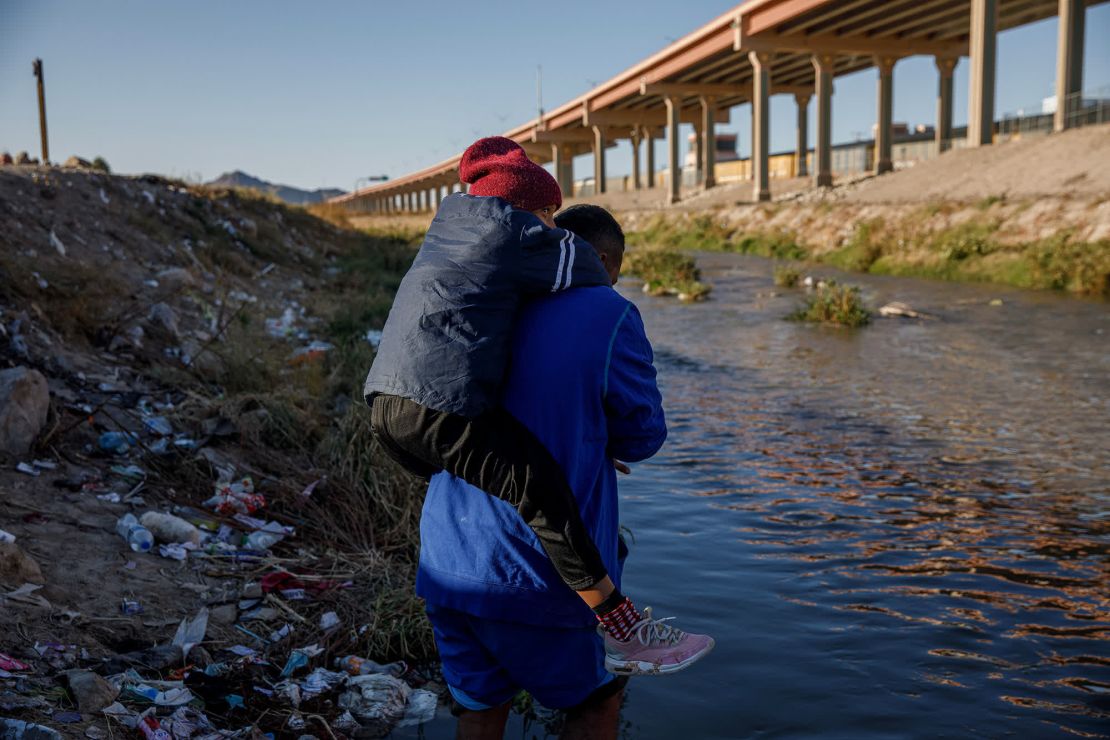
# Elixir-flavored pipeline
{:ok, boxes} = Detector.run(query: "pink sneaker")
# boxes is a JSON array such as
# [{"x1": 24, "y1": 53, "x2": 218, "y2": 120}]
[{"x1": 601, "y1": 607, "x2": 714, "y2": 675}]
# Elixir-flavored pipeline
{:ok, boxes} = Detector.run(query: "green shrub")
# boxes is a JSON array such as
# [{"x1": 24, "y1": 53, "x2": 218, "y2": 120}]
[
  {"x1": 1028, "y1": 232, "x2": 1110, "y2": 297},
  {"x1": 773, "y1": 265, "x2": 801, "y2": 288},
  {"x1": 788, "y1": 282, "x2": 871, "y2": 327},
  {"x1": 825, "y1": 219, "x2": 885, "y2": 272},
  {"x1": 624, "y1": 248, "x2": 711, "y2": 300},
  {"x1": 929, "y1": 221, "x2": 1000, "y2": 262}
]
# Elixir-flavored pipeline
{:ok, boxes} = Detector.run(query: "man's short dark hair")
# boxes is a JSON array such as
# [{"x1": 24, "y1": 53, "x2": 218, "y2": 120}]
[{"x1": 554, "y1": 205, "x2": 624, "y2": 260}]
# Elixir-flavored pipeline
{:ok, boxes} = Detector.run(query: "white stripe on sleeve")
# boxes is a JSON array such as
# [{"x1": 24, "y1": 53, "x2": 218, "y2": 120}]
[
  {"x1": 562, "y1": 233, "x2": 577, "y2": 289},
  {"x1": 551, "y1": 232, "x2": 569, "y2": 292}
]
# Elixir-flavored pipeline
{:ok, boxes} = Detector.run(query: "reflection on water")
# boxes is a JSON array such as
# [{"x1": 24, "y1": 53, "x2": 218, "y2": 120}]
[
  {"x1": 614, "y1": 253, "x2": 1109, "y2": 739},
  {"x1": 405, "y1": 252, "x2": 1108, "y2": 739}
]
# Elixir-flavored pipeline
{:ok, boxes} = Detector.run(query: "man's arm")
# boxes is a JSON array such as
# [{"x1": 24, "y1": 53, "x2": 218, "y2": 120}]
[
  {"x1": 603, "y1": 304, "x2": 666, "y2": 463},
  {"x1": 514, "y1": 221, "x2": 611, "y2": 294}
]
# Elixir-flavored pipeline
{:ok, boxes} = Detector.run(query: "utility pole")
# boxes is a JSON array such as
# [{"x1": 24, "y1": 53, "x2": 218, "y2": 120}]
[
  {"x1": 536, "y1": 65, "x2": 544, "y2": 123},
  {"x1": 32, "y1": 59, "x2": 49, "y2": 164}
]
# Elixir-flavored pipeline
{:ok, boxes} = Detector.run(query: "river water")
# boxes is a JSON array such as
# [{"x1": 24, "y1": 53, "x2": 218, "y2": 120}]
[{"x1": 406, "y1": 251, "x2": 1110, "y2": 739}]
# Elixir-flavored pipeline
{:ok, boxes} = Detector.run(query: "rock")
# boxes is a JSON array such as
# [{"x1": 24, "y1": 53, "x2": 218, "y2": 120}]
[
  {"x1": 0, "y1": 541, "x2": 45, "y2": 587},
  {"x1": 64, "y1": 669, "x2": 119, "y2": 713},
  {"x1": 208, "y1": 603, "x2": 238, "y2": 626},
  {"x1": 0, "y1": 366, "x2": 50, "y2": 456},
  {"x1": 155, "y1": 267, "x2": 197, "y2": 291},
  {"x1": 62, "y1": 156, "x2": 92, "y2": 169},
  {"x1": 147, "y1": 303, "x2": 180, "y2": 339}
]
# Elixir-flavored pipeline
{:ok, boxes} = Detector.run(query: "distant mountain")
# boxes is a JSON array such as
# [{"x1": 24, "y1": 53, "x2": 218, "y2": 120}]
[{"x1": 207, "y1": 170, "x2": 345, "y2": 205}]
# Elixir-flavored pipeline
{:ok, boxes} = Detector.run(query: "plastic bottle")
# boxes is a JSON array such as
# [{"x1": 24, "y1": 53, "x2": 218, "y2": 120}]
[
  {"x1": 139, "y1": 511, "x2": 201, "y2": 545},
  {"x1": 98, "y1": 431, "x2": 138, "y2": 454},
  {"x1": 335, "y1": 655, "x2": 405, "y2": 677},
  {"x1": 244, "y1": 530, "x2": 284, "y2": 550},
  {"x1": 115, "y1": 513, "x2": 154, "y2": 552}
]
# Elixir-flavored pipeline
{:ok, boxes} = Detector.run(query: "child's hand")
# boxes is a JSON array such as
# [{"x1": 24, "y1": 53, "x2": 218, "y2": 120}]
[{"x1": 613, "y1": 459, "x2": 631, "y2": 475}]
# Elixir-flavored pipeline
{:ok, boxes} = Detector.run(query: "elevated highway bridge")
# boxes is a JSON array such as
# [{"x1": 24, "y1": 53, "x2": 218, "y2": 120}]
[{"x1": 332, "y1": 0, "x2": 1100, "y2": 213}]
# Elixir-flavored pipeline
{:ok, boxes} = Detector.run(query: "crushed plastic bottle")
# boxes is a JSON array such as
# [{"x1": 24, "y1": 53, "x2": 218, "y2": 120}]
[
  {"x1": 99, "y1": 431, "x2": 139, "y2": 455},
  {"x1": 115, "y1": 513, "x2": 154, "y2": 553}
]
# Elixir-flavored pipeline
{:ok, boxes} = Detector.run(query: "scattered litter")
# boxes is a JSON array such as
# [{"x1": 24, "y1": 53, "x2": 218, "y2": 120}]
[
  {"x1": 49, "y1": 229, "x2": 66, "y2": 256},
  {"x1": 989, "y1": 298, "x2": 1004, "y2": 306},
  {"x1": 365, "y1": 328, "x2": 383, "y2": 347},
  {"x1": 142, "y1": 416, "x2": 174, "y2": 436},
  {"x1": 0, "y1": 718, "x2": 62, "y2": 739},
  {"x1": 52, "y1": 712, "x2": 82, "y2": 723},
  {"x1": 15, "y1": 462, "x2": 39, "y2": 476},
  {"x1": 204, "y1": 477, "x2": 264, "y2": 515},
  {"x1": 116, "y1": 513, "x2": 154, "y2": 552},
  {"x1": 0, "y1": 653, "x2": 30, "y2": 672},
  {"x1": 0, "y1": 529, "x2": 15, "y2": 544},
  {"x1": 878, "y1": 301, "x2": 930, "y2": 319},
  {"x1": 137, "y1": 712, "x2": 170, "y2": 739},
  {"x1": 400, "y1": 688, "x2": 439, "y2": 727},
  {"x1": 126, "y1": 682, "x2": 195, "y2": 707},
  {"x1": 339, "y1": 673, "x2": 419, "y2": 727},
  {"x1": 227, "y1": 645, "x2": 255, "y2": 657},
  {"x1": 99, "y1": 187, "x2": 110, "y2": 204},
  {"x1": 99, "y1": 431, "x2": 139, "y2": 454},
  {"x1": 121, "y1": 599, "x2": 143, "y2": 615},
  {"x1": 110, "y1": 464, "x2": 146, "y2": 481},
  {"x1": 157, "y1": 542, "x2": 196, "y2": 561},
  {"x1": 171, "y1": 607, "x2": 209, "y2": 660},
  {"x1": 140, "y1": 511, "x2": 201, "y2": 545},
  {"x1": 320, "y1": 611, "x2": 341, "y2": 630},
  {"x1": 337, "y1": 655, "x2": 406, "y2": 677},
  {"x1": 162, "y1": 706, "x2": 214, "y2": 738},
  {"x1": 102, "y1": 701, "x2": 139, "y2": 727},
  {"x1": 96, "y1": 492, "x2": 122, "y2": 503},
  {"x1": 288, "y1": 340, "x2": 334, "y2": 365},
  {"x1": 269, "y1": 623, "x2": 293, "y2": 643}
]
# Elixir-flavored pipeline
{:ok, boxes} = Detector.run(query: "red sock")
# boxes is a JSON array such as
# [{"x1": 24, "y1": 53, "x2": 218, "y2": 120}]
[{"x1": 596, "y1": 596, "x2": 643, "y2": 642}]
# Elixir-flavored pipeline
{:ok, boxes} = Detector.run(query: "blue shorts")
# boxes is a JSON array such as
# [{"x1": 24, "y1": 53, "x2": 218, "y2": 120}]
[{"x1": 426, "y1": 603, "x2": 615, "y2": 711}]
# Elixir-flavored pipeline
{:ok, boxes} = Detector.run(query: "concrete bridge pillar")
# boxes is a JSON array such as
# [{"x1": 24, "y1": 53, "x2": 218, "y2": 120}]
[
  {"x1": 812, "y1": 54, "x2": 835, "y2": 188},
  {"x1": 1054, "y1": 0, "x2": 1086, "y2": 132},
  {"x1": 935, "y1": 57, "x2": 957, "y2": 153},
  {"x1": 693, "y1": 123, "x2": 704, "y2": 186},
  {"x1": 794, "y1": 92, "x2": 810, "y2": 178},
  {"x1": 700, "y1": 95, "x2": 717, "y2": 189},
  {"x1": 645, "y1": 126, "x2": 656, "y2": 189},
  {"x1": 664, "y1": 96, "x2": 681, "y2": 204},
  {"x1": 968, "y1": 0, "x2": 998, "y2": 147},
  {"x1": 631, "y1": 129, "x2": 642, "y2": 190},
  {"x1": 551, "y1": 144, "x2": 574, "y2": 199},
  {"x1": 592, "y1": 126, "x2": 607, "y2": 195},
  {"x1": 874, "y1": 56, "x2": 897, "y2": 174},
  {"x1": 749, "y1": 51, "x2": 772, "y2": 202}
]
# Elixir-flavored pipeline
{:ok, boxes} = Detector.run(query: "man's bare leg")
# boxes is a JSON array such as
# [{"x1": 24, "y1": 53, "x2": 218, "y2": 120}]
[
  {"x1": 456, "y1": 701, "x2": 511, "y2": 740},
  {"x1": 560, "y1": 687, "x2": 623, "y2": 740}
]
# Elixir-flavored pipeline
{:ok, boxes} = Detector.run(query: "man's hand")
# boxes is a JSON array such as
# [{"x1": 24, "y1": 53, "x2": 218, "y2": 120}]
[{"x1": 613, "y1": 459, "x2": 631, "y2": 475}]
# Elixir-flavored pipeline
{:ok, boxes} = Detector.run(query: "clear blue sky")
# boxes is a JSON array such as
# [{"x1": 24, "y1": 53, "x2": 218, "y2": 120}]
[{"x1": 1, "y1": 1, "x2": 1107, "y2": 191}]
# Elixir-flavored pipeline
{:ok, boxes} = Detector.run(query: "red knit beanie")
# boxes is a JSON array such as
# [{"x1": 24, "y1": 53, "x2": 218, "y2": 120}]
[{"x1": 459, "y1": 136, "x2": 562, "y2": 212}]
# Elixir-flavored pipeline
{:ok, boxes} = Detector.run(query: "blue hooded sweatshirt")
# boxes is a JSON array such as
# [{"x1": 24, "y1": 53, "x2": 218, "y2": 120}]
[
  {"x1": 416, "y1": 285, "x2": 667, "y2": 628},
  {"x1": 363, "y1": 193, "x2": 611, "y2": 418}
]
